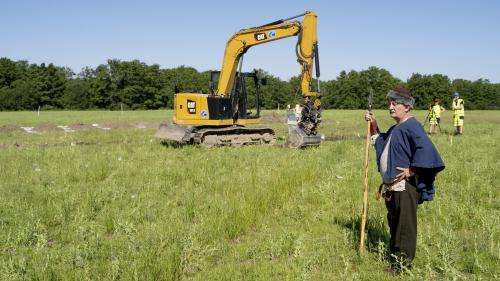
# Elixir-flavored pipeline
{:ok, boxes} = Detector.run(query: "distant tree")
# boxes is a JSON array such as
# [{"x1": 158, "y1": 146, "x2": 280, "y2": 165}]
[
  {"x1": 0, "y1": 80, "x2": 40, "y2": 110},
  {"x1": 38, "y1": 63, "x2": 70, "y2": 109},
  {"x1": 61, "y1": 78, "x2": 93, "y2": 109},
  {"x1": 158, "y1": 66, "x2": 208, "y2": 108},
  {"x1": 493, "y1": 83, "x2": 500, "y2": 109},
  {"x1": 359, "y1": 67, "x2": 402, "y2": 108},
  {"x1": 451, "y1": 78, "x2": 498, "y2": 110},
  {"x1": 0, "y1": 57, "x2": 498, "y2": 110},
  {"x1": 330, "y1": 70, "x2": 364, "y2": 109},
  {"x1": 406, "y1": 73, "x2": 451, "y2": 109},
  {"x1": 0, "y1": 58, "x2": 28, "y2": 87},
  {"x1": 258, "y1": 73, "x2": 292, "y2": 109}
]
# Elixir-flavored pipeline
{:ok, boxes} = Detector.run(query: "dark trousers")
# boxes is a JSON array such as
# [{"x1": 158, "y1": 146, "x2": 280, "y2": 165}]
[{"x1": 385, "y1": 185, "x2": 419, "y2": 264}]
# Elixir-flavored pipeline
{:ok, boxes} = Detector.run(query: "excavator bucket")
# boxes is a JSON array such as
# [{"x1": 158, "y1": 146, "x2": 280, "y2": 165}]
[
  {"x1": 287, "y1": 125, "x2": 322, "y2": 148},
  {"x1": 286, "y1": 111, "x2": 322, "y2": 148},
  {"x1": 155, "y1": 123, "x2": 192, "y2": 144}
]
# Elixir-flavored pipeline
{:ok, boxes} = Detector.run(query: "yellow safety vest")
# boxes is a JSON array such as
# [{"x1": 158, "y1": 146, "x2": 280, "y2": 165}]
[
  {"x1": 452, "y1": 98, "x2": 464, "y2": 116},
  {"x1": 431, "y1": 105, "x2": 444, "y2": 118}
]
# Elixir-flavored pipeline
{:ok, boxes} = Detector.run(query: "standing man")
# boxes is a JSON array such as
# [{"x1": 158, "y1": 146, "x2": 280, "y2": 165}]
[
  {"x1": 428, "y1": 98, "x2": 445, "y2": 134},
  {"x1": 452, "y1": 92, "x2": 464, "y2": 135},
  {"x1": 365, "y1": 86, "x2": 445, "y2": 273}
]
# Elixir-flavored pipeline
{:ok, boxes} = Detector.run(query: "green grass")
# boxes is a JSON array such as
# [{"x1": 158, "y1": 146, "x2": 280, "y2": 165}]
[{"x1": 0, "y1": 109, "x2": 498, "y2": 280}]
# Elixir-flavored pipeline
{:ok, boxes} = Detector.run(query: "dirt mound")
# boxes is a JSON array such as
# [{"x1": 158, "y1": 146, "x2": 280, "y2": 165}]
[
  {"x1": 3, "y1": 121, "x2": 159, "y2": 135},
  {"x1": 101, "y1": 122, "x2": 131, "y2": 129},
  {"x1": 69, "y1": 123, "x2": 94, "y2": 130},
  {"x1": 99, "y1": 122, "x2": 157, "y2": 129},
  {"x1": 261, "y1": 112, "x2": 286, "y2": 123},
  {"x1": 133, "y1": 122, "x2": 157, "y2": 129},
  {"x1": 0, "y1": 142, "x2": 23, "y2": 150},
  {"x1": 35, "y1": 123, "x2": 58, "y2": 132},
  {"x1": 0, "y1": 124, "x2": 20, "y2": 133}
]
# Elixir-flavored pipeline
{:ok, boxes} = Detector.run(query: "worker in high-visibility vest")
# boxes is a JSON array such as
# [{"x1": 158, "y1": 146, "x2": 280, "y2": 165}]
[
  {"x1": 452, "y1": 92, "x2": 464, "y2": 135},
  {"x1": 428, "y1": 98, "x2": 445, "y2": 134}
]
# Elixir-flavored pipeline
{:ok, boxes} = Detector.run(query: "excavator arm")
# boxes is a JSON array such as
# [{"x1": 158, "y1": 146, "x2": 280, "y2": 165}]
[{"x1": 216, "y1": 11, "x2": 320, "y2": 102}]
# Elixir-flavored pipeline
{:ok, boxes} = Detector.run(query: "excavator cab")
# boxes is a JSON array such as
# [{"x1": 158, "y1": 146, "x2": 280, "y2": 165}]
[
  {"x1": 232, "y1": 70, "x2": 262, "y2": 120},
  {"x1": 207, "y1": 69, "x2": 261, "y2": 120}
]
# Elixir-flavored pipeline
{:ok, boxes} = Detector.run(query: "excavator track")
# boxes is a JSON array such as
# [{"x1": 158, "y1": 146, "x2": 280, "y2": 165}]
[
  {"x1": 194, "y1": 126, "x2": 275, "y2": 147},
  {"x1": 156, "y1": 121, "x2": 322, "y2": 148},
  {"x1": 155, "y1": 123, "x2": 275, "y2": 147}
]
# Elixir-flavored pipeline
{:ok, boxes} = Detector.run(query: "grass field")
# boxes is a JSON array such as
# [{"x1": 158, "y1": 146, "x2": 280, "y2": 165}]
[{"x1": 0, "y1": 109, "x2": 498, "y2": 280}]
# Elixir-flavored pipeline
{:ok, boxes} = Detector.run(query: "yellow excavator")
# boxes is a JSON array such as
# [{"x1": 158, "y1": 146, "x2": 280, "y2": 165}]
[{"x1": 155, "y1": 11, "x2": 322, "y2": 148}]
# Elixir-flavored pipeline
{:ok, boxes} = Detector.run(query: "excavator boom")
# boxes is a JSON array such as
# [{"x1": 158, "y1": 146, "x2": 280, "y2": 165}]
[{"x1": 217, "y1": 11, "x2": 320, "y2": 100}]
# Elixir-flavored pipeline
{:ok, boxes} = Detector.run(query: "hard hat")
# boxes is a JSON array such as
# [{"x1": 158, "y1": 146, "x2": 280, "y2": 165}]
[{"x1": 453, "y1": 92, "x2": 459, "y2": 97}]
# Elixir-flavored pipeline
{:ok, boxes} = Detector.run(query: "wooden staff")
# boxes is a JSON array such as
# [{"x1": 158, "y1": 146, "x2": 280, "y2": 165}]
[{"x1": 359, "y1": 90, "x2": 373, "y2": 253}]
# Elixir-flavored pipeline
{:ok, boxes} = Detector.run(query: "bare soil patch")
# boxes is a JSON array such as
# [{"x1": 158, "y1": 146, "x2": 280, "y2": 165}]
[
  {"x1": 0, "y1": 124, "x2": 20, "y2": 133},
  {"x1": 69, "y1": 123, "x2": 94, "y2": 130},
  {"x1": 35, "y1": 123, "x2": 58, "y2": 132},
  {"x1": 262, "y1": 112, "x2": 286, "y2": 123}
]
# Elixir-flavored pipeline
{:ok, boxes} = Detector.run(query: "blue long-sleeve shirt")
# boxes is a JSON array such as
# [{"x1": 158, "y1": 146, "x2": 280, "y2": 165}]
[{"x1": 374, "y1": 117, "x2": 445, "y2": 203}]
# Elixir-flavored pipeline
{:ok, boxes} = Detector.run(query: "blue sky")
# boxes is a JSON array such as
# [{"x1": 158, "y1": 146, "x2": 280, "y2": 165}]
[{"x1": 1, "y1": 0, "x2": 499, "y2": 82}]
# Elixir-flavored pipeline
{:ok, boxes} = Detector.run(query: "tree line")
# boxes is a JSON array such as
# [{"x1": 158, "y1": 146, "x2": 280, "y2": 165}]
[{"x1": 0, "y1": 57, "x2": 498, "y2": 111}]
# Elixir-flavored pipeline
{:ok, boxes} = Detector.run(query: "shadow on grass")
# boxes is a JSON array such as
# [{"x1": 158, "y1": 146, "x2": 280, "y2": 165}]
[
  {"x1": 334, "y1": 215, "x2": 390, "y2": 254},
  {"x1": 427, "y1": 129, "x2": 452, "y2": 136},
  {"x1": 324, "y1": 134, "x2": 363, "y2": 142},
  {"x1": 159, "y1": 140, "x2": 187, "y2": 148}
]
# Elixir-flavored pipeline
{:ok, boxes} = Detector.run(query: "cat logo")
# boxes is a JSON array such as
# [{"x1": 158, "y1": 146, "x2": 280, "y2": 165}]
[
  {"x1": 254, "y1": 32, "x2": 267, "y2": 41},
  {"x1": 187, "y1": 100, "x2": 196, "y2": 114}
]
